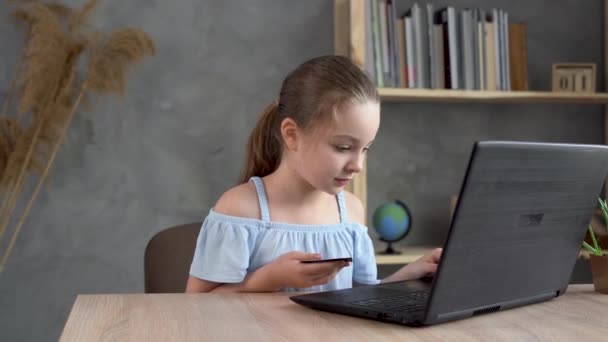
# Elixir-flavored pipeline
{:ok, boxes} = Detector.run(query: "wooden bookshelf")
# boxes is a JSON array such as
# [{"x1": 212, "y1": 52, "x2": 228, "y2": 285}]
[
  {"x1": 335, "y1": 0, "x2": 608, "y2": 212},
  {"x1": 379, "y1": 88, "x2": 608, "y2": 104},
  {"x1": 376, "y1": 247, "x2": 596, "y2": 265},
  {"x1": 376, "y1": 246, "x2": 435, "y2": 264}
]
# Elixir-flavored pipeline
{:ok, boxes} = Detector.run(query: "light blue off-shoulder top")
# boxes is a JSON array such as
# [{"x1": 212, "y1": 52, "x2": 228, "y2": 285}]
[{"x1": 189, "y1": 176, "x2": 380, "y2": 291}]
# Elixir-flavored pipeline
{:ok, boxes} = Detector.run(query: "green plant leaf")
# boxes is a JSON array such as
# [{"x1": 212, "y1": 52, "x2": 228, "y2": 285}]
[
  {"x1": 599, "y1": 198, "x2": 608, "y2": 234},
  {"x1": 582, "y1": 241, "x2": 602, "y2": 256},
  {"x1": 589, "y1": 224, "x2": 601, "y2": 253}
]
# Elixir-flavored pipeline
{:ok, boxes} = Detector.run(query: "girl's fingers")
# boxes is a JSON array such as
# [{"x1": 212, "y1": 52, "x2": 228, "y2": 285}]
[
  {"x1": 314, "y1": 275, "x2": 333, "y2": 285},
  {"x1": 425, "y1": 263, "x2": 438, "y2": 275},
  {"x1": 432, "y1": 248, "x2": 443, "y2": 262},
  {"x1": 311, "y1": 270, "x2": 337, "y2": 285},
  {"x1": 300, "y1": 261, "x2": 346, "y2": 276},
  {"x1": 289, "y1": 252, "x2": 322, "y2": 261}
]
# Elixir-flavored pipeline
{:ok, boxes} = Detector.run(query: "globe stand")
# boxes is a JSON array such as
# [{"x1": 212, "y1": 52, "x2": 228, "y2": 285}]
[{"x1": 379, "y1": 239, "x2": 402, "y2": 255}]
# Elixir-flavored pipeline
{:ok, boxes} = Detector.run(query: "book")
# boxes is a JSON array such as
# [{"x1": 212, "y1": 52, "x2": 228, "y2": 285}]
[
  {"x1": 397, "y1": 17, "x2": 407, "y2": 87},
  {"x1": 461, "y1": 9, "x2": 475, "y2": 90},
  {"x1": 477, "y1": 9, "x2": 487, "y2": 90},
  {"x1": 492, "y1": 9, "x2": 502, "y2": 90},
  {"x1": 413, "y1": 3, "x2": 429, "y2": 88},
  {"x1": 438, "y1": 7, "x2": 460, "y2": 89},
  {"x1": 503, "y1": 11, "x2": 511, "y2": 90},
  {"x1": 371, "y1": 0, "x2": 384, "y2": 86},
  {"x1": 509, "y1": 22, "x2": 529, "y2": 90},
  {"x1": 434, "y1": 23, "x2": 445, "y2": 88},
  {"x1": 426, "y1": 3, "x2": 436, "y2": 88},
  {"x1": 364, "y1": 0, "x2": 376, "y2": 82},
  {"x1": 485, "y1": 13, "x2": 497, "y2": 90},
  {"x1": 379, "y1": 0, "x2": 390, "y2": 85},
  {"x1": 404, "y1": 14, "x2": 416, "y2": 87},
  {"x1": 387, "y1": 0, "x2": 399, "y2": 87}
]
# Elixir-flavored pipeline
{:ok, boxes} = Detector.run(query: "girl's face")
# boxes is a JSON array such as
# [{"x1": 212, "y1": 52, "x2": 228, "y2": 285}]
[{"x1": 293, "y1": 101, "x2": 380, "y2": 195}]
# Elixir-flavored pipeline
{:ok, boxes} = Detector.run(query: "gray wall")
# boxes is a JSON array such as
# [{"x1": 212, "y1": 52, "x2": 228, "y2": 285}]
[{"x1": 0, "y1": 0, "x2": 603, "y2": 340}]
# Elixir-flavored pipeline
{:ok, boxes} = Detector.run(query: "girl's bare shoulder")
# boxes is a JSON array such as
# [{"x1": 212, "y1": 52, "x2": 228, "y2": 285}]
[{"x1": 213, "y1": 182, "x2": 261, "y2": 219}]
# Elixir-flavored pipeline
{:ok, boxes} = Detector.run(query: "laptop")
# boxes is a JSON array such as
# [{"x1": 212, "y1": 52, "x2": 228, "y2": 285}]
[{"x1": 290, "y1": 141, "x2": 608, "y2": 326}]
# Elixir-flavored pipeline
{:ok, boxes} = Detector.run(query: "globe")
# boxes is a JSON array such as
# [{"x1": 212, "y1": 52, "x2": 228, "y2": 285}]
[{"x1": 372, "y1": 200, "x2": 412, "y2": 254}]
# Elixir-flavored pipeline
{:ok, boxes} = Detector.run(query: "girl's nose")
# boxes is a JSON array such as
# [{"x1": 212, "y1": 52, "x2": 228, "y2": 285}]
[{"x1": 346, "y1": 154, "x2": 364, "y2": 173}]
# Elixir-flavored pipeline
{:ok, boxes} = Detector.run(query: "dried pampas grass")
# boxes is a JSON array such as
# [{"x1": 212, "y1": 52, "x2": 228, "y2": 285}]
[
  {"x1": 88, "y1": 28, "x2": 155, "y2": 95},
  {"x1": 0, "y1": 0, "x2": 155, "y2": 272}
]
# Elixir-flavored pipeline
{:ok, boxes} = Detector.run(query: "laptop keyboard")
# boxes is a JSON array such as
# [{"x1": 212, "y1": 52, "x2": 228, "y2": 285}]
[{"x1": 350, "y1": 291, "x2": 429, "y2": 312}]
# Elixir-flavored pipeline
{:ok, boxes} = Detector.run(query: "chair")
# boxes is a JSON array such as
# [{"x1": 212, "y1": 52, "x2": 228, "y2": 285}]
[{"x1": 144, "y1": 222, "x2": 201, "y2": 293}]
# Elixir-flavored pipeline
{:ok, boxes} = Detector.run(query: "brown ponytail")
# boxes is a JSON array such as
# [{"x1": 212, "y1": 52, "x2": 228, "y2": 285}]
[
  {"x1": 239, "y1": 55, "x2": 378, "y2": 184},
  {"x1": 239, "y1": 100, "x2": 281, "y2": 183}
]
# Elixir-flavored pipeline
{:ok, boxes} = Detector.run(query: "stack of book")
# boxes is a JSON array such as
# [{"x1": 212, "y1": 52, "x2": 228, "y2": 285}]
[{"x1": 365, "y1": 1, "x2": 529, "y2": 91}]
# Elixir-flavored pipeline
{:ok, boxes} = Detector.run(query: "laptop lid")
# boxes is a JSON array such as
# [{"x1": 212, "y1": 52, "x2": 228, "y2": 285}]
[{"x1": 424, "y1": 141, "x2": 608, "y2": 324}]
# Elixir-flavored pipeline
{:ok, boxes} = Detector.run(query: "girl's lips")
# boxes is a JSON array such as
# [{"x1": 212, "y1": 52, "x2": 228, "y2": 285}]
[{"x1": 334, "y1": 178, "x2": 351, "y2": 186}]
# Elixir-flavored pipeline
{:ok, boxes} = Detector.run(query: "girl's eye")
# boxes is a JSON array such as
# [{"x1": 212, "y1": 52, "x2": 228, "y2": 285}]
[
  {"x1": 363, "y1": 146, "x2": 370, "y2": 153},
  {"x1": 335, "y1": 145, "x2": 351, "y2": 152}
]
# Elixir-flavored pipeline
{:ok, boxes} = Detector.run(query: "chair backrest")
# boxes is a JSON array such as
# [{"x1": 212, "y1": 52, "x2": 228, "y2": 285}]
[{"x1": 144, "y1": 222, "x2": 201, "y2": 293}]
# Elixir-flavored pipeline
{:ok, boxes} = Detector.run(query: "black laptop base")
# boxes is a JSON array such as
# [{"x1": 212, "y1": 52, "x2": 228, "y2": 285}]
[{"x1": 291, "y1": 280, "x2": 432, "y2": 326}]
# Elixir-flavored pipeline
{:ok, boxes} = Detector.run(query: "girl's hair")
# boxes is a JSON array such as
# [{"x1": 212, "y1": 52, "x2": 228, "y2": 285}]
[{"x1": 239, "y1": 55, "x2": 379, "y2": 183}]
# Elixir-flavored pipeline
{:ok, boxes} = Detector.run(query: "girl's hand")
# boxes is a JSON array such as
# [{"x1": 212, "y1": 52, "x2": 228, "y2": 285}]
[
  {"x1": 404, "y1": 248, "x2": 442, "y2": 279},
  {"x1": 265, "y1": 251, "x2": 350, "y2": 289},
  {"x1": 382, "y1": 248, "x2": 442, "y2": 283}
]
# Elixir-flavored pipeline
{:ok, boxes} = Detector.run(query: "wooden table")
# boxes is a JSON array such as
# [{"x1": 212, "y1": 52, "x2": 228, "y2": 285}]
[{"x1": 60, "y1": 285, "x2": 607, "y2": 341}]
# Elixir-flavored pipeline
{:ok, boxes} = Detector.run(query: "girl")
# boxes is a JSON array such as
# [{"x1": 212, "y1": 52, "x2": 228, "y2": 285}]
[{"x1": 186, "y1": 55, "x2": 441, "y2": 293}]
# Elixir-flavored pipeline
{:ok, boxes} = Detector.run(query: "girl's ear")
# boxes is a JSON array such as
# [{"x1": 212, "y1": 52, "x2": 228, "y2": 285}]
[{"x1": 280, "y1": 117, "x2": 300, "y2": 151}]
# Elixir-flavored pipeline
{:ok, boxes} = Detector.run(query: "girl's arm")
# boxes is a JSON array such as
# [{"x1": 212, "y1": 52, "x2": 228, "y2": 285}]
[
  {"x1": 207, "y1": 264, "x2": 282, "y2": 293},
  {"x1": 185, "y1": 265, "x2": 280, "y2": 293},
  {"x1": 381, "y1": 248, "x2": 443, "y2": 283},
  {"x1": 186, "y1": 276, "x2": 222, "y2": 293},
  {"x1": 185, "y1": 251, "x2": 349, "y2": 293}
]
